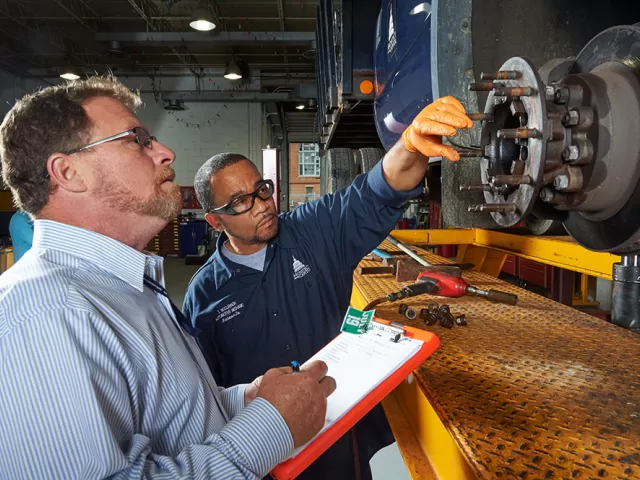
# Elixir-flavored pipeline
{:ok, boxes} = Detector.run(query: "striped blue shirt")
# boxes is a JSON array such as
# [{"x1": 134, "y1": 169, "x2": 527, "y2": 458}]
[{"x1": 0, "y1": 220, "x2": 293, "y2": 479}]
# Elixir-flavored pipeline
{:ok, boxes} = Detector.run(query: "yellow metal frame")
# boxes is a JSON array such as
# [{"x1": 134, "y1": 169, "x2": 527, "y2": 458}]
[
  {"x1": 390, "y1": 228, "x2": 620, "y2": 280},
  {"x1": 573, "y1": 272, "x2": 600, "y2": 307}
]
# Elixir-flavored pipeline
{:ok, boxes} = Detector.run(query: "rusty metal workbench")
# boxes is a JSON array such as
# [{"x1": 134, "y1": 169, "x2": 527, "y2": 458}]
[{"x1": 351, "y1": 243, "x2": 639, "y2": 479}]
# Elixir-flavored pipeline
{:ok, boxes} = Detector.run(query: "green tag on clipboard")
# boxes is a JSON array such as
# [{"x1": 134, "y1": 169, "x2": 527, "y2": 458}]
[{"x1": 340, "y1": 306, "x2": 375, "y2": 334}]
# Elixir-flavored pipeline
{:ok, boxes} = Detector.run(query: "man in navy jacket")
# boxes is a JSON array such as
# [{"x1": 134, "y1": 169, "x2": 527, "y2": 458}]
[{"x1": 183, "y1": 96, "x2": 472, "y2": 478}]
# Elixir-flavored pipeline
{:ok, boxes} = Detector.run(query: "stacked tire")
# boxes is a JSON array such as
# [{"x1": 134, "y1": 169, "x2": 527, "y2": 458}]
[{"x1": 320, "y1": 147, "x2": 385, "y2": 194}]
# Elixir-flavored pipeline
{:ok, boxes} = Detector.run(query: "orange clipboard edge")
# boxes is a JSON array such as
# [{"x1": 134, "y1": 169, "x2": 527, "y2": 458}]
[{"x1": 270, "y1": 318, "x2": 440, "y2": 480}]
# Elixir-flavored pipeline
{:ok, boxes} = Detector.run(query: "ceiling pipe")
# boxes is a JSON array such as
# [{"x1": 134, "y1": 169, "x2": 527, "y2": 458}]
[{"x1": 95, "y1": 31, "x2": 315, "y2": 45}]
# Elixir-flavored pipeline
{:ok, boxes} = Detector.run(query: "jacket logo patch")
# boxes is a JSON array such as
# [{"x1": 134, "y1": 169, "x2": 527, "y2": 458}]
[
  {"x1": 292, "y1": 256, "x2": 311, "y2": 280},
  {"x1": 215, "y1": 301, "x2": 245, "y2": 323}
]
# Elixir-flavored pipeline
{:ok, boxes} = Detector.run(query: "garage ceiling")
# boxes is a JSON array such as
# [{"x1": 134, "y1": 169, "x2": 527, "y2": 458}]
[
  {"x1": 0, "y1": 0, "x2": 324, "y2": 143},
  {"x1": 0, "y1": 0, "x2": 317, "y2": 82}
]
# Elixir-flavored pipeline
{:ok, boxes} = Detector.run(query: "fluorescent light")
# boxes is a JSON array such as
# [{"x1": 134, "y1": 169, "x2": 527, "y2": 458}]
[
  {"x1": 296, "y1": 104, "x2": 305, "y2": 110},
  {"x1": 60, "y1": 68, "x2": 80, "y2": 81},
  {"x1": 190, "y1": 19, "x2": 216, "y2": 31},
  {"x1": 190, "y1": 5, "x2": 216, "y2": 31}
]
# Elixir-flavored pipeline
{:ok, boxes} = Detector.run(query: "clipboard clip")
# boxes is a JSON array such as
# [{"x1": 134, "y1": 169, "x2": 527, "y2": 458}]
[{"x1": 366, "y1": 321, "x2": 407, "y2": 343}]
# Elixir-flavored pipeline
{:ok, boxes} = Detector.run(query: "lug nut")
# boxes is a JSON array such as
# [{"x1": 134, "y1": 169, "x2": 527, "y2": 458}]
[
  {"x1": 563, "y1": 109, "x2": 580, "y2": 127},
  {"x1": 540, "y1": 187, "x2": 570, "y2": 205},
  {"x1": 439, "y1": 305, "x2": 454, "y2": 329},
  {"x1": 404, "y1": 307, "x2": 417, "y2": 321},
  {"x1": 455, "y1": 314, "x2": 468, "y2": 326},
  {"x1": 563, "y1": 145, "x2": 580, "y2": 162},
  {"x1": 554, "y1": 86, "x2": 570, "y2": 104},
  {"x1": 545, "y1": 84, "x2": 570, "y2": 104},
  {"x1": 554, "y1": 175, "x2": 570, "y2": 191},
  {"x1": 540, "y1": 188, "x2": 555, "y2": 203},
  {"x1": 420, "y1": 308, "x2": 438, "y2": 326},
  {"x1": 544, "y1": 85, "x2": 556, "y2": 102}
]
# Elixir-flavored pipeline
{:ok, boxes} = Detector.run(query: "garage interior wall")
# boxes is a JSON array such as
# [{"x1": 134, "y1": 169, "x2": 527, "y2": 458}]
[
  {"x1": 0, "y1": 70, "x2": 265, "y2": 194},
  {"x1": 0, "y1": 70, "x2": 48, "y2": 119},
  {"x1": 135, "y1": 96, "x2": 264, "y2": 188}
]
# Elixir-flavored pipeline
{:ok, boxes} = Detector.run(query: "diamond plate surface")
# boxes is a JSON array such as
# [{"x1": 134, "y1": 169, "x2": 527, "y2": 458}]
[{"x1": 355, "y1": 242, "x2": 640, "y2": 479}]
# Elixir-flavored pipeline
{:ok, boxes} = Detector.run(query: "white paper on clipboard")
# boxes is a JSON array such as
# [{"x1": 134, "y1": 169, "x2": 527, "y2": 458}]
[{"x1": 288, "y1": 322, "x2": 423, "y2": 458}]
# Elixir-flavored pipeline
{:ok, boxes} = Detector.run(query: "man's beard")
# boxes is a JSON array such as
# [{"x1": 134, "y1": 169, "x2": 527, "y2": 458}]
[
  {"x1": 254, "y1": 219, "x2": 279, "y2": 243},
  {"x1": 223, "y1": 213, "x2": 280, "y2": 245},
  {"x1": 95, "y1": 167, "x2": 182, "y2": 221}
]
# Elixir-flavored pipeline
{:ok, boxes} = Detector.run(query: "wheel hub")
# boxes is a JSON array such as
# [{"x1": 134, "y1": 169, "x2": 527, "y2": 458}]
[{"x1": 461, "y1": 25, "x2": 640, "y2": 253}]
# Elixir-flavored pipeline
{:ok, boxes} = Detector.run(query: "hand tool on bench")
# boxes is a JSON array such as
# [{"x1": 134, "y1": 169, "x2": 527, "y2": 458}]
[
  {"x1": 358, "y1": 260, "x2": 475, "y2": 281},
  {"x1": 386, "y1": 234, "x2": 433, "y2": 267},
  {"x1": 416, "y1": 270, "x2": 518, "y2": 305}
]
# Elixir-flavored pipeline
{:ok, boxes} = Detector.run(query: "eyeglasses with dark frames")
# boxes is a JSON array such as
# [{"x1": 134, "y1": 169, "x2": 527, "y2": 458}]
[
  {"x1": 41, "y1": 126, "x2": 156, "y2": 179},
  {"x1": 210, "y1": 179, "x2": 275, "y2": 215}
]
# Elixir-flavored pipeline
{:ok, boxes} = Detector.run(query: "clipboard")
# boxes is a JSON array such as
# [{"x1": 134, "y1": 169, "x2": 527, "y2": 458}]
[{"x1": 270, "y1": 318, "x2": 440, "y2": 480}]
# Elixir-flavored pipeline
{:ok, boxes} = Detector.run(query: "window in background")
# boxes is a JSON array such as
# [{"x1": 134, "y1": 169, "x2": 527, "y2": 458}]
[
  {"x1": 305, "y1": 185, "x2": 315, "y2": 203},
  {"x1": 298, "y1": 143, "x2": 320, "y2": 177}
]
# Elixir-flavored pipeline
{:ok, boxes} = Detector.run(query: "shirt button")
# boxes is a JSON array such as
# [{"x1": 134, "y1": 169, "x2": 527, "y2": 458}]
[
  {"x1": 306, "y1": 282, "x2": 312, "y2": 287},
  {"x1": 262, "y1": 277, "x2": 267, "y2": 283},
  {"x1": 285, "y1": 344, "x2": 291, "y2": 351},
  {"x1": 271, "y1": 245, "x2": 275, "y2": 248},
  {"x1": 235, "y1": 269, "x2": 240, "y2": 273},
  {"x1": 273, "y1": 310, "x2": 278, "y2": 316}
]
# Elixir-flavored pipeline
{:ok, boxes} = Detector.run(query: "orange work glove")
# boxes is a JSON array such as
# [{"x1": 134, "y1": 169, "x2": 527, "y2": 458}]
[{"x1": 401, "y1": 96, "x2": 473, "y2": 161}]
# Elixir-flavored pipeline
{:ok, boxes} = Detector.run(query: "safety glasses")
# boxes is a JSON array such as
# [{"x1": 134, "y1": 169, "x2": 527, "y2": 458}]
[
  {"x1": 65, "y1": 126, "x2": 156, "y2": 155},
  {"x1": 42, "y1": 127, "x2": 156, "y2": 179},
  {"x1": 210, "y1": 179, "x2": 275, "y2": 215}
]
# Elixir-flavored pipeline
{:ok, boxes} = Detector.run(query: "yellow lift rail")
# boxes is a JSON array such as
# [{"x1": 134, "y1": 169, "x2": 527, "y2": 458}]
[{"x1": 389, "y1": 228, "x2": 621, "y2": 280}]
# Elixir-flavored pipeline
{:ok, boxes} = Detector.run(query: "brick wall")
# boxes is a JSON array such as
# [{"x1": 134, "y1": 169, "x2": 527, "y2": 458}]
[{"x1": 289, "y1": 143, "x2": 320, "y2": 208}]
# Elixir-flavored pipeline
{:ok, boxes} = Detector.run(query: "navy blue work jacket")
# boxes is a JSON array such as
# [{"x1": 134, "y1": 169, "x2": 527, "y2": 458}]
[{"x1": 183, "y1": 160, "x2": 422, "y2": 387}]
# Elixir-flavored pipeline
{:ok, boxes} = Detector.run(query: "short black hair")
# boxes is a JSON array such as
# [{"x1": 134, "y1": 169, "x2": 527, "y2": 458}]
[{"x1": 194, "y1": 152, "x2": 253, "y2": 211}]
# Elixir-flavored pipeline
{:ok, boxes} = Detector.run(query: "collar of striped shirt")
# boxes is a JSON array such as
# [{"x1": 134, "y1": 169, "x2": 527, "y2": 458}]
[{"x1": 32, "y1": 219, "x2": 153, "y2": 292}]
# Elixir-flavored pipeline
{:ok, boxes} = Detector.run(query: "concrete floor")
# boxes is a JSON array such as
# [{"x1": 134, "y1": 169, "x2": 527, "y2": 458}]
[{"x1": 163, "y1": 256, "x2": 412, "y2": 479}]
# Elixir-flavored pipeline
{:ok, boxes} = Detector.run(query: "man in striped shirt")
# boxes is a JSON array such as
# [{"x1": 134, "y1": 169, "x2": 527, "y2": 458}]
[{"x1": 0, "y1": 76, "x2": 335, "y2": 479}]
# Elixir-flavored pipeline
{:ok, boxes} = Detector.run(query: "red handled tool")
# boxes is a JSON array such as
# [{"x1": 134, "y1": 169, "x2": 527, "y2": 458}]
[{"x1": 416, "y1": 270, "x2": 518, "y2": 305}]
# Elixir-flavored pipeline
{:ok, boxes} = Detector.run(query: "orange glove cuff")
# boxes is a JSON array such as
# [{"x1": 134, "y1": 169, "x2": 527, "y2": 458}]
[{"x1": 401, "y1": 126, "x2": 418, "y2": 153}]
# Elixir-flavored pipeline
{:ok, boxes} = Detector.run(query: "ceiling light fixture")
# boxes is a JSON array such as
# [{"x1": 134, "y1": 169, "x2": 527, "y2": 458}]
[
  {"x1": 190, "y1": 3, "x2": 216, "y2": 32},
  {"x1": 296, "y1": 104, "x2": 305, "y2": 110},
  {"x1": 224, "y1": 59, "x2": 243, "y2": 80},
  {"x1": 60, "y1": 66, "x2": 80, "y2": 81},
  {"x1": 164, "y1": 99, "x2": 186, "y2": 111}
]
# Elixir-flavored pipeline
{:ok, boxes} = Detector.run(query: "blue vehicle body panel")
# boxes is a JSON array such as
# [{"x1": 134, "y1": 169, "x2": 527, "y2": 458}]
[{"x1": 375, "y1": 0, "x2": 434, "y2": 150}]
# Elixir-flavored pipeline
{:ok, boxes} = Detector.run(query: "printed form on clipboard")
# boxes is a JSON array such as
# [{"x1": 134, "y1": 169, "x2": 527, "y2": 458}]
[{"x1": 270, "y1": 318, "x2": 440, "y2": 480}]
